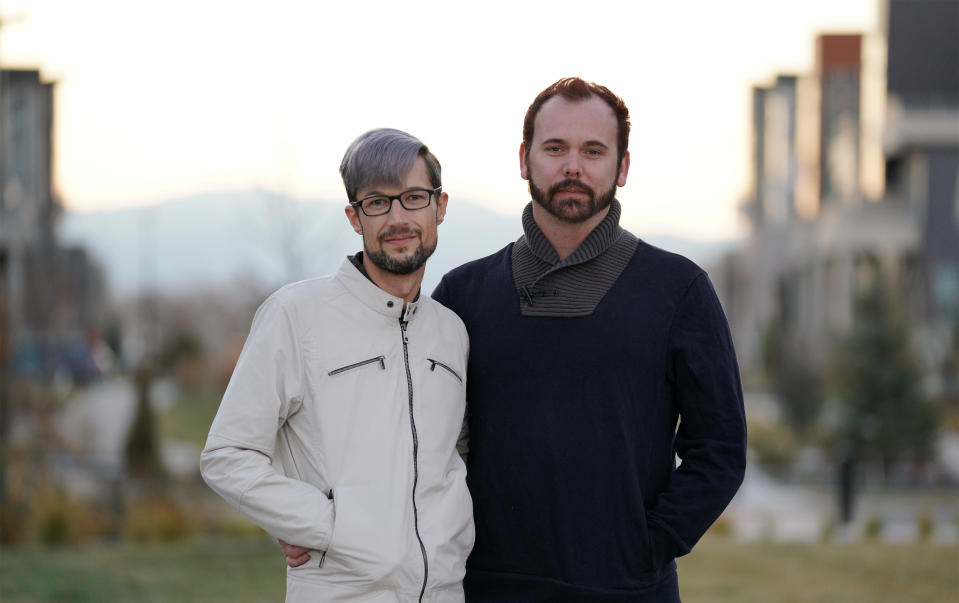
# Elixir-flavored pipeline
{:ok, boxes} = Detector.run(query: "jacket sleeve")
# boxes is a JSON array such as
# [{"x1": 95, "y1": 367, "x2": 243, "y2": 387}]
[
  {"x1": 200, "y1": 295, "x2": 334, "y2": 552},
  {"x1": 647, "y1": 273, "x2": 747, "y2": 568}
]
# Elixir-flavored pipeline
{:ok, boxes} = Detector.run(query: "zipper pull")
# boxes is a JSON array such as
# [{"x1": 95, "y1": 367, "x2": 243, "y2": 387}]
[{"x1": 400, "y1": 320, "x2": 409, "y2": 344}]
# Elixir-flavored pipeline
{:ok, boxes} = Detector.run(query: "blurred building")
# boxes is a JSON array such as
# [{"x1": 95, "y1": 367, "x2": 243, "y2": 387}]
[
  {"x1": 0, "y1": 69, "x2": 108, "y2": 384},
  {"x1": 883, "y1": 0, "x2": 959, "y2": 328},
  {"x1": 718, "y1": 0, "x2": 959, "y2": 396}
]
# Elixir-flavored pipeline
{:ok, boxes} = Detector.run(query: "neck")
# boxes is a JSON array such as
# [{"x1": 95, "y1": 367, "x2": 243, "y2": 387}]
[
  {"x1": 530, "y1": 202, "x2": 611, "y2": 261},
  {"x1": 360, "y1": 256, "x2": 423, "y2": 305}
]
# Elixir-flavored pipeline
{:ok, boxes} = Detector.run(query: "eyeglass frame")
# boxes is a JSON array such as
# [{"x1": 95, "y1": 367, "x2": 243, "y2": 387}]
[{"x1": 349, "y1": 186, "x2": 442, "y2": 217}]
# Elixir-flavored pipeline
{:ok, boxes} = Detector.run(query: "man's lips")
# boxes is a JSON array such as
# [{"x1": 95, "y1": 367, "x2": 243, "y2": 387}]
[
  {"x1": 380, "y1": 230, "x2": 419, "y2": 246},
  {"x1": 550, "y1": 179, "x2": 593, "y2": 197},
  {"x1": 555, "y1": 187, "x2": 590, "y2": 197}
]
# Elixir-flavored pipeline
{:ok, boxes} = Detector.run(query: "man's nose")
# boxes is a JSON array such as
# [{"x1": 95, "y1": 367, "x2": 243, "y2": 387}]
[
  {"x1": 563, "y1": 157, "x2": 581, "y2": 178},
  {"x1": 386, "y1": 199, "x2": 412, "y2": 224}
]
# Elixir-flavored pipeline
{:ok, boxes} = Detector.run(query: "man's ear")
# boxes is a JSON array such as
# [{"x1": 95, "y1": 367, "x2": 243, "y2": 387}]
[
  {"x1": 435, "y1": 192, "x2": 449, "y2": 225},
  {"x1": 617, "y1": 151, "x2": 630, "y2": 187},
  {"x1": 519, "y1": 142, "x2": 529, "y2": 180},
  {"x1": 345, "y1": 205, "x2": 363, "y2": 234}
]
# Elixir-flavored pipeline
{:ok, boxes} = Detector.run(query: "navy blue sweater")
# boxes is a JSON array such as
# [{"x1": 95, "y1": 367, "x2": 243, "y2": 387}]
[{"x1": 432, "y1": 240, "x2": 747, "y2": 601}]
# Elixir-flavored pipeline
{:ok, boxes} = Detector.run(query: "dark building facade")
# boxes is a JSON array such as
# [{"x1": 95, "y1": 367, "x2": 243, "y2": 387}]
[
  {"x1": 0, "y1": 69, "x2": 108, "y2": 384},
  {"x1": 883, "y1": 0, "x2": 959, "y2": 323}
]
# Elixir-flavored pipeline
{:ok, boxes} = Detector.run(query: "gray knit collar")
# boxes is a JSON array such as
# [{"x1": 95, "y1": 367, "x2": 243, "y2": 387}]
[
  {"x1": 512, "y1": 199, "x2": 638, "y2": 317},
  {"x1": 521, "y1": 199, "x2": 626, "y2": 269}
]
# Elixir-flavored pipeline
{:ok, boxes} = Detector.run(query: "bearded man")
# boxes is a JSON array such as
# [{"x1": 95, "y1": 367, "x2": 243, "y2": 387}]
[
  {"x1": 432, "y1": 78, "x2": 747, "y2": 602},
  {"x1": 202, "y1": 128, "x2": 473, "y2": 602}
]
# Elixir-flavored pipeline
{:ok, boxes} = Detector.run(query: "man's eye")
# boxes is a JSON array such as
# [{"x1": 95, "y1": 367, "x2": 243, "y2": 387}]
[
  {"x1": 365, "y1": 198, "x2": 389, "y2": 208},
  {"x1": 405, "y1": 193, "x2": 425, "y2": 202},
  {"x1": 546, "y1": 146, "x2": 562, "y2": 153}
]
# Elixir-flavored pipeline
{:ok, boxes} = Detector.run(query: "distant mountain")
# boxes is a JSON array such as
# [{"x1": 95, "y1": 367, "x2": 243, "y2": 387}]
[{"x1": 58, "y1": 191, "x2": 738, "y2": 298}]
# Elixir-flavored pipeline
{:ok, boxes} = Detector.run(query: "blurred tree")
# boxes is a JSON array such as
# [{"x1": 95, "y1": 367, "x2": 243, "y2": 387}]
[
  {"x1": 0, "y1": 287, "x2": 11, "y2": 543},
  {"x1": 124, "y1": 365, "x2": 164, "y2": 479},
  {"x1": 158, "y1": 328, "x2": 203, "y2": 372},
  {"x1": 761, "y1": 318, "x2": 825, "y2": 440},
  {"x1": 941, "y1": 322, "x2": 959, "y2": 411},
  {"x1": 832, "y1": 282, "x2": 939, "y2": 478},
  {"x1": 159, "y1": 326, "x2": 203, "y2": 372},
  {"x1": 158, "y1": 327, "x2": 204, "y2": 388}
]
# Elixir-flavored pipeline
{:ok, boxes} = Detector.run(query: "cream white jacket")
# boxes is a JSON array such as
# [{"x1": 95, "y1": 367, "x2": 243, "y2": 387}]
[{"x1": 200, "y1": 259, "x2": 473, "y2": 602}]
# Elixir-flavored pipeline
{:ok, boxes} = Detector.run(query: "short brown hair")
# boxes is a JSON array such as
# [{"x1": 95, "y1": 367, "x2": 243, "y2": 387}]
[{"x1": 522, "y1": 77, "x2": 631, "y2": 165}]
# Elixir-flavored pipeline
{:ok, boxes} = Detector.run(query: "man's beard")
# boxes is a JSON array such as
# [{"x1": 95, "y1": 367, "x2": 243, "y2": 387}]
[
  {"x1": 364, "y1": 227, "x2": 436, "y2": 275},
  {"x1": 529, "y1": 176, "x2": 616, "y2": 224}
]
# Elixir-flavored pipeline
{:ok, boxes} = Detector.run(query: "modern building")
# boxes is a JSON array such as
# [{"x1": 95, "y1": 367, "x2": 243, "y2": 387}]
[
  {"x1": 882, "y1": 0, "x2": 959, "y2": 331},
  {"x1": 818, "y1": 34, "x2": 863, "y2": 207},
  {"x1": 718, "y1": 0, "x2": 959, "y2": 399},
  {"x1": 0, "y1": 69, "x2": 108, "y2": 383},
  {"x1": 0, "y1": 70, "x2": 57, "y2": 339}
]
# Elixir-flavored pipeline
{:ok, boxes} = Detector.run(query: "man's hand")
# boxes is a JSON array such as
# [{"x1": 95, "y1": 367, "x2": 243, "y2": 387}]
[{"x1": 278, "y1": 538, "x2": 312, "y2": 568}]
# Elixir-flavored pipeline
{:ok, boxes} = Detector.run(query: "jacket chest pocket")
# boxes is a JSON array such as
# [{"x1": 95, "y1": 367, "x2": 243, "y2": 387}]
[
  {"x1": 328, "y1": 355, "x2": 386, "y2": 376},
  {"x1": 414, "y1": 356, "x2": 466, "y2": 453},
  {"x1": 318, "y1": 354, "x2": 392, "y2": 428},
  {"x1": 427, "y1": 358, "x2": 463, "y2": 383}
]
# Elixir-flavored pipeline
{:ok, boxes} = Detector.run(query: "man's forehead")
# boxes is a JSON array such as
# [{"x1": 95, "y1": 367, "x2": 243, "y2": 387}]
[
  {"x1": 533, "y1": 96, "x2": 618, "y2": 142},
  {"x1": 357, "y1": 156, "x2": 430, "y2": 196}
]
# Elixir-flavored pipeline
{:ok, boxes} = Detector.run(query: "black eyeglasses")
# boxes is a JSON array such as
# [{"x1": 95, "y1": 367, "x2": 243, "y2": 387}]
[{"x1": 351, "y1": 187, "x2": 441, "y2": 217}]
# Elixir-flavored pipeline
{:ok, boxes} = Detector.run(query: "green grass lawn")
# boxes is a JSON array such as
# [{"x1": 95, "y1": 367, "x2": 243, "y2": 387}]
[
  {"x1": 679, "y1": 536, "x2": 958, "y2": 602},
  {"x1": 0, "y1": 538, "x2": 284, "y2": 602},
  {"x1": 1, "y1": 537, "x2": 956, "y2": 602}
]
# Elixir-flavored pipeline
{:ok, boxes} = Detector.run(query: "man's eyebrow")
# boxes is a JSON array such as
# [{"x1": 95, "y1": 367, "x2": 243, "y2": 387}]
[
  {"x1": 359, "y1": 185, "x2": 427, "y2": 198},
  {"x1": 540, "y1": 138, "x2": 610, "y2": 150}
]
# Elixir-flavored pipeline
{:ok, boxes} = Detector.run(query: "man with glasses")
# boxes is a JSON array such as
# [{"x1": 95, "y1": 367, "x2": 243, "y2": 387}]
[
  {"x1": 432, "y1": 78, "x2": 747, "y2": 601},
  {"x1": 201, "y1": 128, "x2": 474, "y2": 602}
]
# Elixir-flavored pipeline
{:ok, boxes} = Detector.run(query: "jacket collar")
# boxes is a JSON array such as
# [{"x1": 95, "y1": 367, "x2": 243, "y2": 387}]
[{"x1": 336, "y1": 257, "x2": 420, "y2": 322}]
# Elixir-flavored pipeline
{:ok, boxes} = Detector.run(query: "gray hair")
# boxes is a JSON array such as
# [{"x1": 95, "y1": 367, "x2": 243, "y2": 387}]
[{"x1": 339, "y1": 128, "x2": 442, "y2": 203}]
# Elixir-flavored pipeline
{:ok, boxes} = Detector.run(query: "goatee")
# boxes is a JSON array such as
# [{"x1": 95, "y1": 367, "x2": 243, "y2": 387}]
[
  {"x1": 365, "y1": 227, "x2": 436, "y2": 275},
  {"x1": 529, "y1": 177, "x2": 616, "y2": 223}
]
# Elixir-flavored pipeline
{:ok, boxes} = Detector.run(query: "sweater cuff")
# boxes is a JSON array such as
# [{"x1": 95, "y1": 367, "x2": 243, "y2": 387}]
[{"x1": 647, "y1": 520, "x2": 689, "y2": 569}]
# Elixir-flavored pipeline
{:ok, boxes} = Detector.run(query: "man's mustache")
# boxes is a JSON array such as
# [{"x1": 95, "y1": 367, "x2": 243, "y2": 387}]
[
  {"x1": 549, "y1": 179, "x2": 594, "y2": 197},
  {"x1": 378, "y1": 227, "x2": 422, "y2": 243}
]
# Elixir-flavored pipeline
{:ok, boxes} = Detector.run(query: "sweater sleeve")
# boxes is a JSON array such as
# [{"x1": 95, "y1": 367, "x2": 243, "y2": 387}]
[
  {"x1": 431, "y1": 276, "x2": 453, "y2": 310},
  {"x1": 647, "y1": 273, "x2": 747, "y2": 568},
  {"x1": 200, "y1": 295, "x2": 335, "y2": 552},
  {"x1": 432, "y1": 277, "x2": 470, "y2": 460}
]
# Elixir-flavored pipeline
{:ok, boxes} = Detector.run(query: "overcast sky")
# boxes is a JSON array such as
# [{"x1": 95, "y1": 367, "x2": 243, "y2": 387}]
[{"x1": 2, "y1": 0, "x2": 879, "y2": 240}]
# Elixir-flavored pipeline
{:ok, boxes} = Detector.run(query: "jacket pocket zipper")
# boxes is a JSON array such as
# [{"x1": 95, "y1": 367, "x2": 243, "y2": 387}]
[
  {"x1": 328, "y1": 356, "x2": 385, "y2": 376},
  {"x1": 427, "y1": 358, "x2": 463, "y2": 383},
  {"x1": 318, "y1": 489, "x2": 334, "y2": 568}
]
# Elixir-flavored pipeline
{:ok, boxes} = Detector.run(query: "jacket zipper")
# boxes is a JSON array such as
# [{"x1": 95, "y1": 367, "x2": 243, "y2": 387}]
[
  {"x1": 401, "y1": 317, "x2": 429, "y2": 602},
  {"x1": 427, "y1": 358, "x2": 463, "y2": 383},
  {"x1": 318, "y1": 489, "x2": 334, "y2": 568},
  {"x1": 327, "y1": 355, "x2": 385, "y2": 376}
]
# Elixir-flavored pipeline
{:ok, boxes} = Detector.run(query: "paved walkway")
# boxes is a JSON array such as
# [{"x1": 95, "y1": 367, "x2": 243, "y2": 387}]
[{"x1": 725, "y1": 462, "x2": 958, "y2": 544}]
